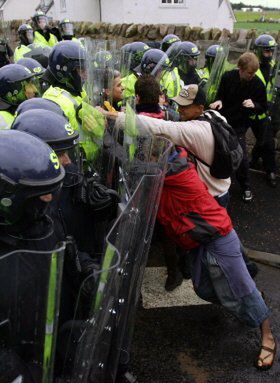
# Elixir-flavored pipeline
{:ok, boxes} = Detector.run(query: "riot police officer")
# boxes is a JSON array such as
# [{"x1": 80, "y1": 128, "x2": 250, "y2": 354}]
[
  {"x1": 121, "y1": 41, "x2": 150, "y2": 99},
  {"x1": 0, "y1": 129, "x2": 65, "y2": 383},
  {"x1": 59, "y1": 18, "x2": 79, "y2": 42},
  {"x1": 160, "y1": 33, "x2": 181, "y2": 52},
  {"x1": 0, "y1": 63, "x2": 39, "y2": 129},
  {"x1": 14, "y1": 24, "x2": 34, "y2": 62},
  {"x1": 15, "y1": 96, "x2": 66, "y2": 117},
  {"x1": 251, "y1": 34, "x2": 277, "y2": 187},
  {"x1": 176, "y1": 41, "x2": 202, "y2": 85},
  {"x1": 32, "y1": 11, "x2": 58, "y2": 47}
]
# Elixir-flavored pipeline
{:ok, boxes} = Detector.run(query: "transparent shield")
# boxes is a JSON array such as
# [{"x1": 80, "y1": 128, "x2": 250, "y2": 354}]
[
  {"x1": 270, "y1": 44, "x2": 280, "y2": 134},
  {"x1": 61, "y1": 129, "x2": 172, "y2": 383},
  {"x1": 0, "y1": 245, "x2": 65, "y2": 383},
  {"x1": 204, "y1": 40, "x2": 230, "y2": 105}
]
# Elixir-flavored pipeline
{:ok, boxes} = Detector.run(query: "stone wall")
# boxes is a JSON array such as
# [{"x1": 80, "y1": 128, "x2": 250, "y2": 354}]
[{"x1": 8, "y1": 20, "x2": 280, "y2": 49}]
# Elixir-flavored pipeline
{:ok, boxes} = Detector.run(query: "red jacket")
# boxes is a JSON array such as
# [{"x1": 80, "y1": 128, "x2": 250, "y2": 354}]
[{"x1": 157, "y1": 148, "x2": 233, "y2": 249}]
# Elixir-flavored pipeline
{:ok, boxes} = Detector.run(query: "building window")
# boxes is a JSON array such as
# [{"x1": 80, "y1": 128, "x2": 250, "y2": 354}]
[
  {"x1": 160, "y1": 0, "x2": 186, "y2": 7},
  {"x1": 60, "y1": 0, "x2": 67, "y2": 12}
]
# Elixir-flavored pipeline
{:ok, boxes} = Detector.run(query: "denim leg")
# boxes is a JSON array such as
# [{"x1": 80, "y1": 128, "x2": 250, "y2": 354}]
[{"x1": 205, "y1": 251, "x2": 270, "y2": 327}]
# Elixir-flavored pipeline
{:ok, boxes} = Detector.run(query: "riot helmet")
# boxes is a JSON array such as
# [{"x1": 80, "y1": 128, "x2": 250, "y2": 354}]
[
  {"x1": 254, "y1": 34, "x2": 277, "y2": 64},
  {"x1": 160, "y1": 34, "x2": 181, "y2": 52},
  {"x1": 0, "y1": 64, "x2": 38, "y2": 110},
  {"x1": 12, "y1": 109, "x2": 81, "y2": 187},
  {"x1": 129, "y1": 41, "x2": 150, "y2": 71},
  {"x1": 18, "y1": 24, "x2": 34, "y2": 46},
  {"x1": 32, "y1": 11, "x2": 49, "y2": 31},
  {"x1": 0, "y1": 129, "x2": 65, "y2": 226},
  {"x1": 17, "y1": 57, "x2": 45, "y2": 77},
  {"x1": 140, "y1": 48, "x2": 170, "y2": 75},
  {"x1": 93, "y1": 50, "x2": 114, "y2": 69},
  {"x1": 15, "y1": 97, "x2": 65, "y2": 118},
  {"x1": 121, "y1": 43, "x2": 131, "y2": 54},
  {"x1": 205, "y1": 44, "x2": 222, "y2": 72},
  {"x1": 24, "y1": 43, "x2": 51, "y2": 68},
  {"x1": 59, "y1": 18, "x2": 74, "y2": 39},
  {"x1": 176, "y1": 41, "x2": 200, "y2": 73},
  {"x1": 48, "y1": 40, "x2": 86, "y2": 93}
]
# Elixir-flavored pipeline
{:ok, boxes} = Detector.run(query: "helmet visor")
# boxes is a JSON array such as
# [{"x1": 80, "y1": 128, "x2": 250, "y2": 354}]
[
  {"x1": 24, "y1": 77, "x2": 41, "y2": 99},
  {"x1": 37, "y1": 16, "x2": 48, "y2": 30},
  {"x1": 26, "y1": 30, "x2": 34, "y2": 44},
  {"x1": 61, "y1": 22, "x2": 74, "y2": 36}
]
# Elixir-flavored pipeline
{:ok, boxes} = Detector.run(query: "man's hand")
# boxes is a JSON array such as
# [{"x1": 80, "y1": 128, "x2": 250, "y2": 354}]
[
  {"x1": 209, "y1": 100, "x2": 222, "y2": 110},
  {"x1": 242, "y1": 99, "x2": 255, "y2": 108},
  {"x1": 95, "y1": 106, "x2": 119, "y2": 119}
]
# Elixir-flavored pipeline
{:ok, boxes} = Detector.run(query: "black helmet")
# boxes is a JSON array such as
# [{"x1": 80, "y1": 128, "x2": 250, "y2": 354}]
[
  {"x1": 48, "y1": 41, "x2": 86, "y2": 93},
  {"x1": 254, "y1": 34, "x2": 277, "y2": 50},
  {"x1": 205, "y1": 44, "x2": 223, "y2": 71},
  {"x1": 59, "y1": 18, "x2": 74, "y2": 39},
  {"x1": 254, "y1": 34, "x2": 277, "y2": 64},
  {"x1": 32, "y1": 11, "x2": 49, "y2": 30},
  {"x1": 178, "y1": 41, "x2": 200, "y2": 58},
  {"x1": 15, "y1": 97, "x2": 65, "y2": 118},
  {"x1": 24, "y1": 43, "x2": 51, "y2": 68},
  {"x1": 0, "y1": 129, "x2": 64, "y2": 225},
  {"x1": 160, "y1": 34, "x2": 181, "y2": 52},
  {"x1": 12, "y1": 109, "x2": 79, "y2": 153},
  {"x1": 12, "y1": 109, "x2": 81, "y2": 188},
  {"x1": 93, "y1": 50, "x2": 114, "y2": 69},
  {"x1": 17, "y1": 57, "x2": 45, "y2": 77},
  {"x1": 176, "y1": 41, "x2": 200, "y2": 72},
  {"x1": 140, "y1": 49, "x2": 170, "y2": 75},
  {"x1": 121, "y1": 43, "x2": 131, "y2": 54},
  {"x1": 129, "y1": 42, "x2": 150, "y2": 70},
  {"x1": 205, "y1": 44, "x2": 222, "y2": 58},
  {"x1": 18, "y1": 24, "x2": 34, "y2": 46},
  {"x1": 0, "y1": 64, "x2": 36, "y2": 110}
]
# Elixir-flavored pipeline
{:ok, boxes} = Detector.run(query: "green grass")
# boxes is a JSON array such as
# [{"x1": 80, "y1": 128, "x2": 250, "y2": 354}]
[
  {"x1": 234, "y1": 10, "x2": 280, "y2": 32},
  {"x1": 235, "y1": 21, "x2": 280, "y2": 32},
  {"x1": 234, "y1": 10, "x2": 280, "y2": 21}
]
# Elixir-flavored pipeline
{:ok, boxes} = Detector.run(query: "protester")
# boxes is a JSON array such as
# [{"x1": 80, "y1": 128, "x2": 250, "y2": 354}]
[{"x1": 210, "y1": 52, "x2": 267, "y2": 202}]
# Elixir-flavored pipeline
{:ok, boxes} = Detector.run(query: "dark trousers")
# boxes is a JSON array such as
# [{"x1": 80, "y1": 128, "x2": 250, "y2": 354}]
[
  {"x1": 236, "y1": 134, "x2": 251, "y2": 191},
  {"x1": 251, "y1": 118, "x2": 276, "y2": 174}
]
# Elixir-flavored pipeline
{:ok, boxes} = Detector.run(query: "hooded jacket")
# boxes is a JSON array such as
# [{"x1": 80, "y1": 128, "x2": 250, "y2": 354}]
[{"x1": 157, "y1": 148, "x2": 232, "y2": 249}]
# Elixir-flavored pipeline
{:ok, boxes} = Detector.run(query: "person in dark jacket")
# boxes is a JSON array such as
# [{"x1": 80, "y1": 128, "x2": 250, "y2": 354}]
[{"x1": 210, "y1": 52, "x2": 267, "y2": 202}]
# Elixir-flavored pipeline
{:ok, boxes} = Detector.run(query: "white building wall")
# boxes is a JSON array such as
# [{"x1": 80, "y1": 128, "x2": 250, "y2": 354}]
[
  {"x1": 101, "y1": 0, "x2": 234, "y2": 32},
  {"x1": 51, "y1": 0, "x2": 100, "y2": 22},
  {"x1": 2, "y1": 0, "x2": 38, "y2": 21}
]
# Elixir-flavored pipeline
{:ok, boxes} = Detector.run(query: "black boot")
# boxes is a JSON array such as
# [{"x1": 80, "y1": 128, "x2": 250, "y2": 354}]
[
  {"x1": 165, "y1": 270, "x2": 183, "y2": 292},
  {"x1": 266, "y1": 172, "x2": 277, "y2": 188}
]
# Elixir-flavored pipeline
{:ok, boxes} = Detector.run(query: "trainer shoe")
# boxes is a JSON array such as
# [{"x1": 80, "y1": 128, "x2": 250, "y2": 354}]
[{"x1": 242, "y1": 190, "x2": 253, "y2": 203}]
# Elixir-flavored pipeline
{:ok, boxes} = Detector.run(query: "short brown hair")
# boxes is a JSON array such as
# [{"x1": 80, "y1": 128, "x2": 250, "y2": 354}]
[
  {"x1": 238, "y1": 52, "x2": 259, "y2": 71},
  {"x1": 135, "y1": 74, "x2": 161, "y2": 104}
]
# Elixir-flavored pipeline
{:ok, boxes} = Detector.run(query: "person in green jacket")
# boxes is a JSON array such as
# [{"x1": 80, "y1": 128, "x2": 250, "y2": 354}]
[
  {"x1": 43, "y1": 41, "x2": 105, "y2": 163},
  {"x1": 250, "y1": 34, "x2": 277, "y2": 187},
  {"x1": 0, "y1": 63, "x2": 39, "y2": 129},
  {"x1": 14, "y1": 24, "x2": 34, "y2": 62},
  {"x1": 121, "y1": 41, "x2": 150, "y2": 99},
  {"x1": 59, "y1": 18, "x2": 79, "y2": 43},
  {"x1": 32, "y1": 11, "x2": 58, "y2": 47}
]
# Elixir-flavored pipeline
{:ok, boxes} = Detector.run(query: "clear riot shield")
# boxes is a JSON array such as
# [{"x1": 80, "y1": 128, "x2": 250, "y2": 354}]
[
  {"x1": 204, "y1": 40, "x2": 230, "y2": 106},
  {"x1": 78, "y1": 38, "x2": 115, "y2": 174},
  {"x1": 61, "y1": 115, "x2": 172, "y2": 383},
  {"x1": 104, "y1": 136, "x2": 171, "y2": 383},
  {"x1": 59, "y1": 247, "x2": 121, "y2": 383},
  {"x1": 269, "y1": 44, "x2": 280, "y2": 134},
  {"x1": 0, "y1": 245, "x2": 65, "y2": 383}
]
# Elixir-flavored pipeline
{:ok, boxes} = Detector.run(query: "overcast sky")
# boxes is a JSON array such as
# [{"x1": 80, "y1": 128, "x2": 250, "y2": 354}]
[{"x1": 230, "y1": 0, "x2": 280, "y2": 8}]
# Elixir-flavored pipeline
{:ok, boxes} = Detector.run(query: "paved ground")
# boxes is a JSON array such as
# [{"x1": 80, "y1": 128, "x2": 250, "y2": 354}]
[{"x1": 131, "y1": 171, "x2": 280, "y2": 383}]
